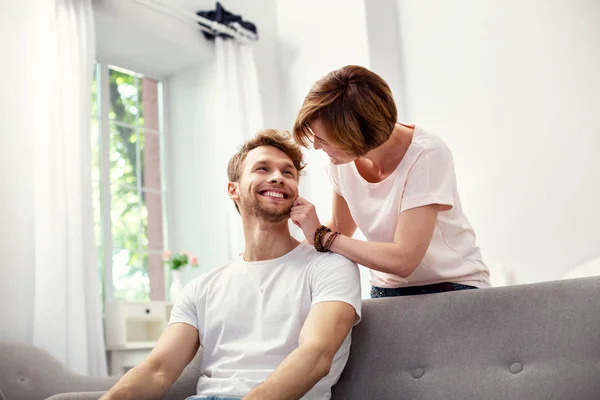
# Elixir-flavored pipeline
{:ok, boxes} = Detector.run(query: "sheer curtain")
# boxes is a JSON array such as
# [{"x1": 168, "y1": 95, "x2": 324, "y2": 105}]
[
  {"x1": 30, "y1": 0, "x2": 107, "y2": 376},
  {"x1": 213, "y1": 37, "x2": 264, "y2": 260}
]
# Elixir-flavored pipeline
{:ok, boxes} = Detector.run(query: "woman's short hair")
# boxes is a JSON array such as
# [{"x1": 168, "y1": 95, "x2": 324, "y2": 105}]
[{"x1": 293, "y1": 65, "x2": 398, "y2": 157}]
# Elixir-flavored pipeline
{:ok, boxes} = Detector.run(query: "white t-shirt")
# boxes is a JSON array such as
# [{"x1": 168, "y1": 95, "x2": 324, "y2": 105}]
[
  {"x1": 168, "y1": 243, "x2": 362, "y2": 399},
  {"x1": 327, "y1": 125, "x2": 490, "y2": 289}
]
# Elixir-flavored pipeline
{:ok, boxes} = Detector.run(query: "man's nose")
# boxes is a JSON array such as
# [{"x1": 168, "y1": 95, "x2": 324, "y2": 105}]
[{"x1": 268, "y1": 171, "x2": 284, "y2": 184}]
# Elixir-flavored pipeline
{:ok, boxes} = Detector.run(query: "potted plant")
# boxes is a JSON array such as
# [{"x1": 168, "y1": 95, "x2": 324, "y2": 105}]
[{"x1": 162, "y1": 250, "x2": 199, "y2": 301}]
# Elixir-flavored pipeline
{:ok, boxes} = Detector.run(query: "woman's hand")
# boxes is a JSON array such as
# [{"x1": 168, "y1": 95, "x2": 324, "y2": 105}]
[{"x1": 290, "y1": 197, "x2": 322, "y2": 246}]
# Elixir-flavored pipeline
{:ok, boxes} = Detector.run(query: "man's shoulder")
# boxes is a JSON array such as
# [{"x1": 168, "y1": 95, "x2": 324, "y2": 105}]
[{"x1": 298, "y1": 243, "x2": 358, "y2": 271}]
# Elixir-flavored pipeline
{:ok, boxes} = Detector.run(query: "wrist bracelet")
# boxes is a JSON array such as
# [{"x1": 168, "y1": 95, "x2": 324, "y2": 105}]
[
  {"x1": 314, "y1": 225, "x2": 331, "y2": 252},
  {"x1": 324, "y1": 231, "x2": 341, "y2": 251}
]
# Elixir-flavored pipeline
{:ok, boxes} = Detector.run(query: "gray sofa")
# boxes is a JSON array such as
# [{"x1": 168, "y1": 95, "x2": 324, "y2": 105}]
[{"x1": 2, "y1": 276, "x2": 600, "y2": 399}]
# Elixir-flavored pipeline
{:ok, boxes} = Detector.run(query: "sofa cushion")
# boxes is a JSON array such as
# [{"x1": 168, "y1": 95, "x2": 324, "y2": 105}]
[{"x1": 331, "y1": 277, "x2": 600, "y2": 400}]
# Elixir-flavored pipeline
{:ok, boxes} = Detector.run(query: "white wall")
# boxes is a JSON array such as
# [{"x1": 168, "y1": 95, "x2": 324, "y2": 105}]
[
  {"x1": 274, "y1": 0, "x2": 371, "y2": 221},
  {"x1": 274, "y1": 0, "x2": 371, "y2": 132},
  {"x1": 363, "y1": 0, "x2": 407, "y2": 118},
  {"x1": 274, "y1": 0, "x2": 373, "y2": 295},
  {"x1": 394, "y1": 0, "x2": 600, "y2": 283},
  {"x1": 0, "y1": 0, "x2": 36, "y2": 342},
  {"x1": 166, "y1": 63, "x2": 226, "y2": 283}
]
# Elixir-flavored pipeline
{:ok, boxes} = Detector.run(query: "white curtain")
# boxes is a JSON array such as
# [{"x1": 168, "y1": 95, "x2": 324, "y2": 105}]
[
  {"x1": 212, "y1": 37, "x2": 264, "y2": 260},
  {"x1": 30, "y1": 0, "x2": 107, "y2": 376}
]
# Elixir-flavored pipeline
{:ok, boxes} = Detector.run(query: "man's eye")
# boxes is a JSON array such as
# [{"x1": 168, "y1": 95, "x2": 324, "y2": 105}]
[{"x1": 283, "y1": 170, "x2": 293, "y2": 176}]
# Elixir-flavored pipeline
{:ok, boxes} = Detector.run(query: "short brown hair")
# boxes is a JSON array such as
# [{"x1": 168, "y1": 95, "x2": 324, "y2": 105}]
[
  {"x1": 228, "y1": 129, "x2": 305, "y2": 183},
  {"x1": 228, "y1": 129, "x2": 305, "y2": 213},
  {"x1": 293, "y1": 65, "x2": 397, "y2": 157}
]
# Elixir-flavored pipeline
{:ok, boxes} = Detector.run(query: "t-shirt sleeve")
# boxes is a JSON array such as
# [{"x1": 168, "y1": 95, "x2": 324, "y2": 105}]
[
  {"x1": 168, "y1": 278, "x2": 202, "y2": 330},
  {"x1": 401, "y1": 144, "x2": 456, "y2": 213},
  {"x1": 310, "y1": 254, "x2": 362, "y2": 325},
  {"x1": 325, "y1": 161, "x2": 343, "y2": 196}
]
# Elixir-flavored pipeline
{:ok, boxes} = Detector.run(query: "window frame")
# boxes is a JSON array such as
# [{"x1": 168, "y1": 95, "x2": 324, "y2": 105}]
[{"x1": 94, "y1": 62, "x2": 170, "y2": 304}]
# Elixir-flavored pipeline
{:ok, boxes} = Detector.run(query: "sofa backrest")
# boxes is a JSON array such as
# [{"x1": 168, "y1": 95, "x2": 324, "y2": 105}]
[{"x1": 331, "y1": 277, "x2": 600, "y2": 400}]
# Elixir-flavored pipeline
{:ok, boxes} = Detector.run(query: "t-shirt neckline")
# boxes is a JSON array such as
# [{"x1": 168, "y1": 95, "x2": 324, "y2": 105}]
[
  {"x1": 237, "y1": 242, "x2": 307, "y2": 268},
  {"x1": 349, "y1": 124, "x2": 419, "y2": 187}
]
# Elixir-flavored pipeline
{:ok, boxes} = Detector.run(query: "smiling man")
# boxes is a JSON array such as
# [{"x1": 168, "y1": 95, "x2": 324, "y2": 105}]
[{"x1": 100, "y1": 130, "x2": 361, "y2": 400}]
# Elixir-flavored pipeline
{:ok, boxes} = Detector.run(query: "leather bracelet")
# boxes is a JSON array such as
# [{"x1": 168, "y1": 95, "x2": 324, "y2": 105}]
[
  {"x1": 314, "y1": 225, "x2": 331, "y2": 252},
  {"x1": 324, "y1": 231, "x2": 340, "y2": 251}
]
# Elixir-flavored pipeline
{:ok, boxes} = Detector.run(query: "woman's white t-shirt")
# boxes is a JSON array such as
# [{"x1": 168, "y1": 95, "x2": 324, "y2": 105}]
[{"x1": 327, "y1": 125, "x2": 490, "y2": 288}]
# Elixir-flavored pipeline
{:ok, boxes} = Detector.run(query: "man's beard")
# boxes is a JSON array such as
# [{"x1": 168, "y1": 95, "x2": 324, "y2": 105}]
[{"x1": 239, "y1": 194, "x2": 292, "y2": 223}]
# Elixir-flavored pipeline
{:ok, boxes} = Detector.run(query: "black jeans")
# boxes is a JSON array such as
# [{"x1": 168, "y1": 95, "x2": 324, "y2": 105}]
[{"x1": 370, "y1": 282, "x2": 478, "y2": 298}]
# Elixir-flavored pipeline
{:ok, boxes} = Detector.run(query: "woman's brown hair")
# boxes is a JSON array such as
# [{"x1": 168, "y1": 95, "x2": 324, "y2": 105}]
[{"x1": 293, "y1": 65, "x2": 398, "y2": 157}]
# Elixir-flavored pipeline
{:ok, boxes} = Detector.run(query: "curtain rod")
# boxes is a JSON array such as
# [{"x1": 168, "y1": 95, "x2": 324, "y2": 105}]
[{"x1": 130, "y1": 0, "x2": 258, "y2": 44}]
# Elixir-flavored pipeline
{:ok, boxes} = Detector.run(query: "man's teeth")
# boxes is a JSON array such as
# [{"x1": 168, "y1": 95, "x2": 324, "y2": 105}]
[{"x1": 264, "y1": 191, "x2": 284, "y2": 198}]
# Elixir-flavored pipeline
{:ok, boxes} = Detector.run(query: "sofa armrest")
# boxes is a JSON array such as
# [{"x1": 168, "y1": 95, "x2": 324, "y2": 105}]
[
  {"x1": 44, "y1": 346, "x2": 203, "y2": 400},
  {"x1": 46, "y1": 391, "x2": 106, "y2": 400},
  {"x1": 0, "y1": 342, "x2": 119, "y2": 400}
]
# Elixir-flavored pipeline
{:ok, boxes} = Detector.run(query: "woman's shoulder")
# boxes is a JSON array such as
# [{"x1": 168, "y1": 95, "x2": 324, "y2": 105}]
[
  {"x1": 326, "y1": 156, "x2": 355, "y2": 178},
  {"x1": 411, "y1": 126, "x2": 454, "y2": 164},
  {"x1": 412, "y1": 126, "x2": 451, "y2": 152}
]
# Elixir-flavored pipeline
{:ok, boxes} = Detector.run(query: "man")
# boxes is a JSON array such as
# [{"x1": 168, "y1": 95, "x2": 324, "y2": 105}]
[{"x1": 101, "y1": 129, "x2": 361, "y2": 400}]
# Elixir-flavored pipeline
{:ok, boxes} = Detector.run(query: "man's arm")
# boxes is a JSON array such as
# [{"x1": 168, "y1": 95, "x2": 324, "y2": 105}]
[
  {"x1": 101, "y1": 322, "x2": 200, "y2": 400},
  {"x1": 243, "y1": 301, "x2": 357, "y2": 400}
]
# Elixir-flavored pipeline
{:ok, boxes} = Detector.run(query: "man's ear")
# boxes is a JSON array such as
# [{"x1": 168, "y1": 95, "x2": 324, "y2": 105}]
[{"x1": 228, "y1": 182, "x2": 240, "y2": 200}]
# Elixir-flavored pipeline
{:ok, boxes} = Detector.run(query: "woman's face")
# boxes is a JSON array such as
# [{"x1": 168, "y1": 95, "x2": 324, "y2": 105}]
[{"x1": 308, "y1": 119, "x2": 355, "y2": 165}]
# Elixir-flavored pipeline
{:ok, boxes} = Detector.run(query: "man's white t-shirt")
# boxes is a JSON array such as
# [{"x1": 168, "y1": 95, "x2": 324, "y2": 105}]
[
  {"x1": 327, "y1": 125, "x2": 490, "y2": 289},
  {"x1": 168, "y1": 243, "x2": 362, "y2": 399}
]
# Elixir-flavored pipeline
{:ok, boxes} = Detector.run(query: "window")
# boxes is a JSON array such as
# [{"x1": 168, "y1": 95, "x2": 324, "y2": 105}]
[{"x1": 91, "y1": 63, "x2": 168, "y2": 304}]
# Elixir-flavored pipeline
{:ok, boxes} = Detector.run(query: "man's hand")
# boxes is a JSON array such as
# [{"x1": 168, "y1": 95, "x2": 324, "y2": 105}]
[{"x1": 290, "y1": 197, "x2": 322, "y2": 245}]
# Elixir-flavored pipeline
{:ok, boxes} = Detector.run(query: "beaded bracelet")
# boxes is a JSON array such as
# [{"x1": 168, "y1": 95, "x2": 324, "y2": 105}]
[{"x1": 313, "y1": 225, "x2": 331, "y2": 252}]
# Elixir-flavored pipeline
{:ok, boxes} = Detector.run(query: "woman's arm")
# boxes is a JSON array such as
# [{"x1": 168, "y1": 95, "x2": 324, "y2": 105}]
[
  {"x1": 325, "y1": 191, "x2": 357, "y2": 237},
  {"x1": 291, "y1": 197, "x2": 442, "y2": 278},
  {"x1": 295, "y1": 191, "x2": 356, "y2": 244},
  {"x1": 327, "y1": 204, "x2": 440, "y2": 277}
]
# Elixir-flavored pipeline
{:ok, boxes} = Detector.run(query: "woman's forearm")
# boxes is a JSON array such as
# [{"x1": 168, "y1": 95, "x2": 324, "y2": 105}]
[{"x1": 327, "y1": 233, "x2": 417, "y2": 278}]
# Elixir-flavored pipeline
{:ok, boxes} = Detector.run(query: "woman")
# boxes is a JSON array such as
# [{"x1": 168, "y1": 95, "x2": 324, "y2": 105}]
[{"x1": 290, "y1": 65, "x2": 490, "y2": 298}]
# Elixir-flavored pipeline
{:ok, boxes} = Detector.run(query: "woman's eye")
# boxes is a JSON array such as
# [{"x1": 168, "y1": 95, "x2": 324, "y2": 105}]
[{"x1": 257, "y1": 167, "x2": 267, "y2": 171}]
